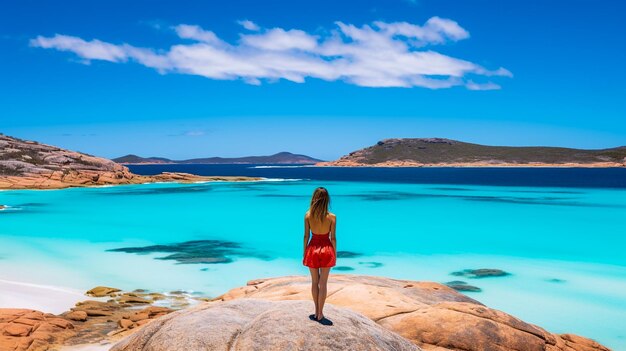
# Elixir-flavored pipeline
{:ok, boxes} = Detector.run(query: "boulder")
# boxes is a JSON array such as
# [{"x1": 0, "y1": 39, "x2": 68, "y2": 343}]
[
  {"x1": 111, "y1": 299, "x2": 420, "y2": 351},
  {"x1": 119, "y1": 319, "x2": 134, "y2": 329},
  {"x1": 4, "y1": 323, "x2": 33, "y2": 337},
  {"x1": 213, "y1": 275, "x2": 610, "y2": 351},
  {"x1": 0, "y1": 309, "x2": 75, "y2": 351},
  {"x1": 86, "y1": 286, "x2": 121, "y2": 297},
  {"x1": 117, "y1": 294, "x2": 150, "y2": 304},
  {"x1": 65, "y1": 311, "x2": 88, "y2": 322}
]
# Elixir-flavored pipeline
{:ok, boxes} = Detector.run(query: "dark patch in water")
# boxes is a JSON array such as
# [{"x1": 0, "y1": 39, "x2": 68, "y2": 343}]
[
  {"x1": 462, "y1": 195, "x2": 593, "y2": 207},
  {"x1": 344, "y1": 191, "x2": 422, "y2": 201},
  {"x1": 0, "y1": 207, "x2": 32, "y2": 215},
  {"x1": 451, "y1": 268, "x2": 511, "y2": 279},
  {"x1": 510, "y1": 190, "x2": 584, "y2": 194},
  {"x1": 547, "y1": 278, "x2": 566, "y2": 283},
  {"x1": 97, "y1": 185, "x2": 213, "y2": 196},
  {"x1": 222, "y1": 181, "x2": 300, "y2": 191},
  {"x1": 344, "y1": 190, "x2": 621, "y2": 208},
  {"x1": 445, "y1": 280, "x2": 482, "y2": 292},
  {"x1": 218, "y1": 183, "x2": 270, "y2": 191},
  {"x1": 17, "y1": 202, "x2": 47, "y2": 207},
  {"x1": 359, "y1": 261, "x2": 383, "y2": 268},
  {"x1": 337, "y1": 251, "x2": 364, "y2": 258},
  {"x1": 107, "y1": 239, "x2": 270, "y2": 265},
  {"x1": 200, "y1": 268, "x2": 209, "y2": 272},
  {"x1": 334, "y1": 266, "x2": 355, "y2": 271},
  {"x1": 0, "y1": 202, "x2": 53, "y2": 215},
  {"x1": 429, "y1": 187, "x2": 473, "y2": 191},
  {"x1": 257, "y1": 194, "x2": 308, "y2": 198}
]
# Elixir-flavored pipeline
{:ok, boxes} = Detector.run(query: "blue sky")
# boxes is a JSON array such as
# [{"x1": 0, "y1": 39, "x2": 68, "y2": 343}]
[{"x1": 1, "y1": 0, "x2": 625, "y2": 160}]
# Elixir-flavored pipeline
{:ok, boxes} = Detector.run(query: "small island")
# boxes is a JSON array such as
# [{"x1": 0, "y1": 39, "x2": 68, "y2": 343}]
[{"x1": 317, "y1": 138, "x2": 626, "y2": 168}]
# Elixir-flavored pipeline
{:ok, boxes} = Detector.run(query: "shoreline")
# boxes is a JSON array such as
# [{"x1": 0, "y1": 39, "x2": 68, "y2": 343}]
[
  {"x1": 125, "y1": 161, "x2": 625, "y2": 168},
  {"x1": 0, "y1": 278, "x2": 92, "y2": 314},
  {"x1": 315, "y1": 161, "x2": 626, "y2": 168},
  {"x1": 0, "y1": 172, "x2": 263, "y2": 191},
  {"x1": 119, "y1": 162, "x2": 318, "y2": 165}
]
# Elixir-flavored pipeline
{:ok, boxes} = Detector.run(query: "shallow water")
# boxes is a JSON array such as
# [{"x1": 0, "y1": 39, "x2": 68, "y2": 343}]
[{"x1": 1, "y1": 178, "x2": 625, "y2": 349}]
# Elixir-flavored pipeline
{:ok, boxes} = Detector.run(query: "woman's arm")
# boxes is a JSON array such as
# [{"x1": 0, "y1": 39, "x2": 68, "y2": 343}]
[
  {"x1": 303, "y1": 213, "x2": 310, "y2": 257},
  {"x1": 330, "y1": 215, "x2": 337, "y2": 254}
]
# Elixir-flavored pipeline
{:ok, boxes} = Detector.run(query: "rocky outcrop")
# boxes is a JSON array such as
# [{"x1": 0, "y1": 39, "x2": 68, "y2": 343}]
[
  {"x1": 317, "y1": 138, "x2": 626, "y2": 167},
  {"x1": 0, "y1": 134, "x2": 261, "y2": 189},
  {"x1": 0, "y1": 286, "x2": 192, "y2": 350},
  {"x1": 85, "y1": 286, "x2": 121, "y2": 298},
  {"x1": 111, "y1": 299, "x2": 421, "y2": 351},
  {"x1": 0, "y1": 309, "x2": 75, "y2": 351},
  {"x1": 0, "y1": 134, "x2": 136, "y2": 188},
  {"x1": 55, "y1": 301, "x2": 174, "y2": 348},
  {"x1": 1, "y1": 277, "x2": 613, "y2": 351},
  {"x1": 58, "y1": 287, "x2": 195, "y2": 347},
  {"x1": 212, "y1": 275, "x2": 610, "y2": 351}
]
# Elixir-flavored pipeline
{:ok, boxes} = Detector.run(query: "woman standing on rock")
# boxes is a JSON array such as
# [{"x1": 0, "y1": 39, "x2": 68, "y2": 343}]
[{"x1": 303, "y1": 187, "x2": 336, "y2": 325}]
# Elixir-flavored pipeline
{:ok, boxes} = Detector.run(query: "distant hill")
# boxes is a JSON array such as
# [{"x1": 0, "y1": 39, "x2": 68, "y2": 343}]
[
  {"x1": 112, "y1": 155, "x2": 173, "y2": 164},
  {"x1": 317, "y1": 138, "x2": 626, "y2": 167},
  {"x1": 114, "y1": 152, "x2": 322, "y2": 165}
]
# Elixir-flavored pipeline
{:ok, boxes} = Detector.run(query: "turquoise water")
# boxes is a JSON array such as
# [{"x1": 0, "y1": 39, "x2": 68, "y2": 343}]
[{"x1": 1, "y1": 180, "x2": 625, "y2": 349}]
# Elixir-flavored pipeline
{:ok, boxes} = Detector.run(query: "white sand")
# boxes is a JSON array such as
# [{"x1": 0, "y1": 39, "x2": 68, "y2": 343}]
[
  {"x1": 0, "y1": 279, "x2": 117, "y2": 350},
  {"x1": 0, "y1": 278, "x2": 89, "y2": 314},
  {"x1": 60, "y1": 344, "x2": 112, "y2": 351}
]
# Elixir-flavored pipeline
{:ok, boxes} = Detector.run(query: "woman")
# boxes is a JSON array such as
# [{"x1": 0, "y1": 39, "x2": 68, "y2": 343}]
[{"x1": 302, "y1": 187, "x2": 336, "y2": 324}]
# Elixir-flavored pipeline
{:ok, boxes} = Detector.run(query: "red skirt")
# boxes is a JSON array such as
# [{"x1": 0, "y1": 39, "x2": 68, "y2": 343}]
[{"x1": 303, "y1": 234, "x2": 336, "y2": 268}]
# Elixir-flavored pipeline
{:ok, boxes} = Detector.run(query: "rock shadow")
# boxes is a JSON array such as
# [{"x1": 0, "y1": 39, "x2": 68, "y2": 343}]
[
  {"x1": 451, "y1": 268, "x2": 511, "y2": 279},
  {"x1": 444, "y1": 280, "x2": 482, "y2": 292},
  {"x1": 336, "y1": 251, "x2": 364, "y2": 258},
  {"x1": 107, "y1": 239, "x2": 271, "y2": 265},
  {"x1": 96, "y1": 185, "x2": 213, "y2": 196}
]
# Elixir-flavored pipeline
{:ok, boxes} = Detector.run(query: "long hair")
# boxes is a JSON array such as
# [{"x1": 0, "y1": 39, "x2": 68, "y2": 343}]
[{"x1": 309, "y1": 187, "x2": 330, "y2": 222}]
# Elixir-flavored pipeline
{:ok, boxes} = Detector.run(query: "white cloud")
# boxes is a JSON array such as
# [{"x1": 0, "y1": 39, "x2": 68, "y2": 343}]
[
  {"x1": 237, "y1": 20, "x2": 260, "y2": 31},
  {"x1": 30, "y1": 34, "x2": 129, "y2": 62},
  {"x1": 241, "y1": 28, "x2": 318, "y2": 51},
  {"x1": 466, "y1": 81, "x2": 502, "y2": 91},
  {"x1": 373, "y1": 17, "x2": 469, "y2": 45},
  {"x1": 30, "y1": 18, "x2": 510, "y2": 89},
  {"x1": 175, "y1": 24, "x2": 224, "y2": 45}
]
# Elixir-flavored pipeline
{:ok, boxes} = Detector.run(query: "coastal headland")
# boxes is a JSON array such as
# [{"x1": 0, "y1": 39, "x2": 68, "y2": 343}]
[
  {"x1": 0, "y1": 134, "x2": 260, "y2": 190},
  {"x1": 0, "y1": 275, "x2": 611, "y2": 351},
  {"x1": 316, "y1": 138, "x2": 626, "y2": 168}
]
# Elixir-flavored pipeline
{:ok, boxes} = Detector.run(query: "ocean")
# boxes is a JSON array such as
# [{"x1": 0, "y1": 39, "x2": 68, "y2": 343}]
[{"x1": 1, "y1": 165, "x2": 625, "y2": 349}]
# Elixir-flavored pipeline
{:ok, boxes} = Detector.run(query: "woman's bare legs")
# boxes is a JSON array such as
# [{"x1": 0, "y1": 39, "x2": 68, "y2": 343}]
[
  {"x1": 308, "y1": 268, "x2": 320, "y2": 319},
  {"x1": 317, "y1": 267, "x2": 331, "y2": 320}
]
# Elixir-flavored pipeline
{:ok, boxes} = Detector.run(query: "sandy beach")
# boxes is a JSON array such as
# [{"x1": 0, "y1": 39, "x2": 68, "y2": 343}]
[{"x1": 0, "y1": 279, "x2": 92, "y2": 315}]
